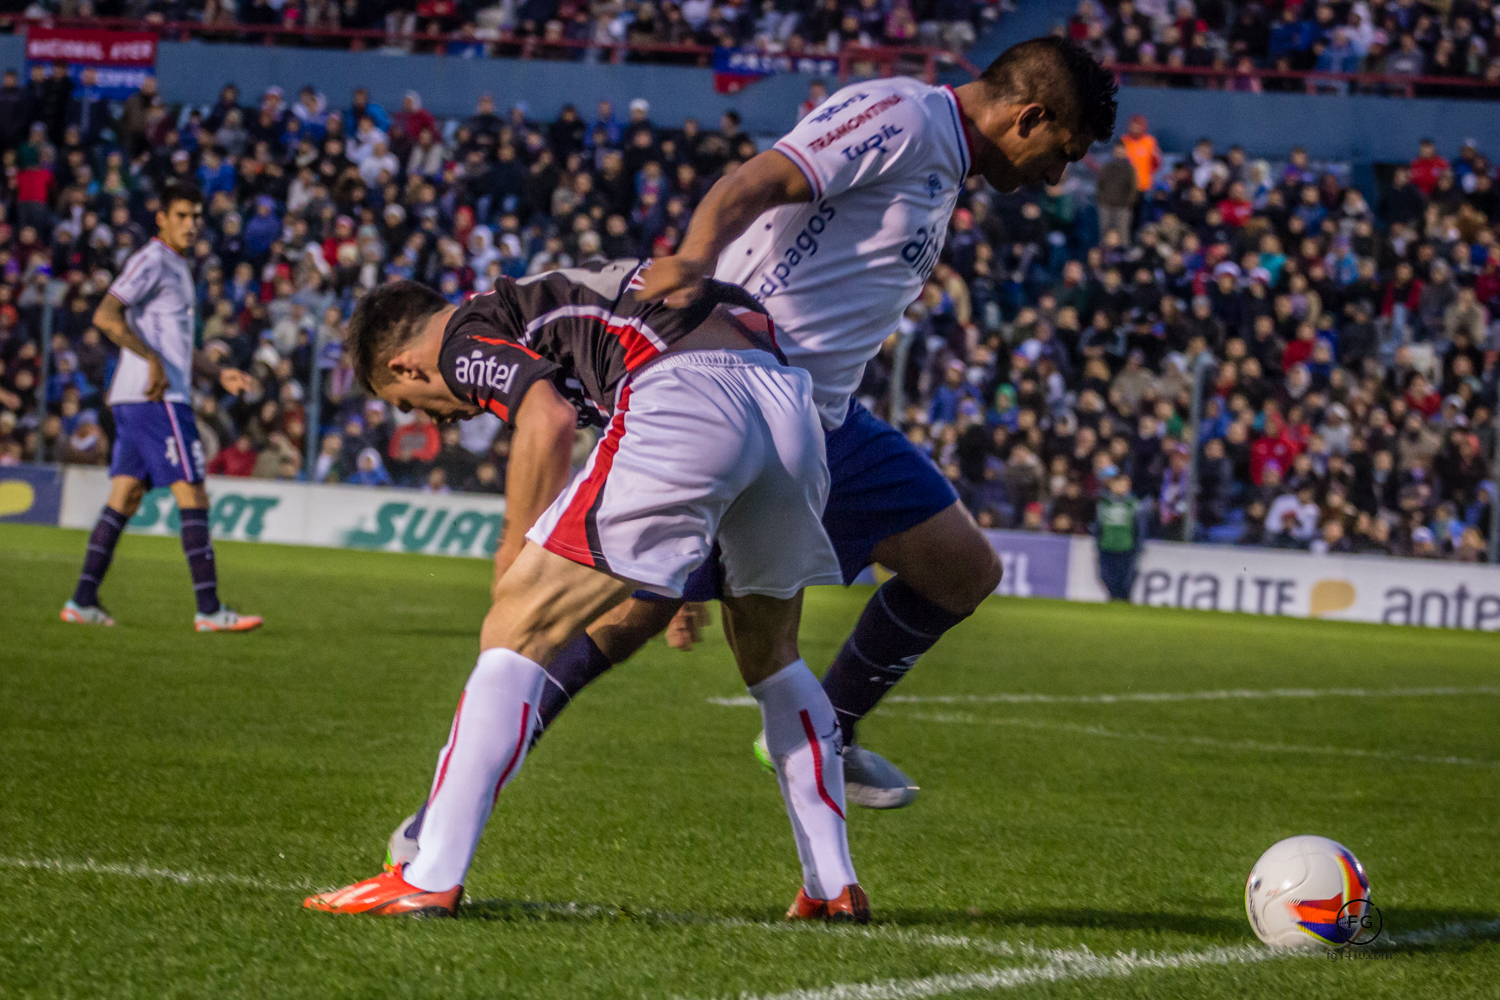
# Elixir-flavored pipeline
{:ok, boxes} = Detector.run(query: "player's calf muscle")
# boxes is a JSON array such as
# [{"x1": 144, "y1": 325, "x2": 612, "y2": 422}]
[
  {"x1": 588, "y1": 597, "x2": 681, "y2": 662},
  {"x1": 874, "y1": 503, "x2": 1001, "y2": 614}
]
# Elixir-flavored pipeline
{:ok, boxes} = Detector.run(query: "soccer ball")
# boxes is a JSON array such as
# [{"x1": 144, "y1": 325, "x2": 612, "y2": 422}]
[{"x1": 1245, "y1": 835, "x2": 1372, "y2": 950}]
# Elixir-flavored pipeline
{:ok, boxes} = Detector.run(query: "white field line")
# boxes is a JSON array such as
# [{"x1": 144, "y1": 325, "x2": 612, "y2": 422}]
[
  {"x1": 691, "y1": 918, "x2": 1500, "y2": 1000},
  {"x1": 0, "y1": 856, "x2": 313, "y2": 891},
  {"x1": 10, "y1": 852, "x2": 1500, "y2": 1000},
  {"x1": 907, "y1": 711, "x2": 1500, "y2": 768},
  {"x1": 706, "y1": 687, "x2": 1500, "y2": 709}
]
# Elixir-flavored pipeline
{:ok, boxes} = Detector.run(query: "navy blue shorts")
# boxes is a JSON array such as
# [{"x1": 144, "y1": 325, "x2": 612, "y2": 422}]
[
  {"x1": 109, "y1": 401, "x2": 205, "y2": 488},
  {"x1": 642, "y1": 399, "x2": 958, "y2": 602}
]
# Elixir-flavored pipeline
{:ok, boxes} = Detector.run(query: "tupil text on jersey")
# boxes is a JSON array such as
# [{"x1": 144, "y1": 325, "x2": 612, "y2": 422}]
[
  {"x1": 840, "y1": 123, "x2": 903, "y2": 162},
  {"x1": 454, "y1": 348, "x2": 519, "y2": 395},
  {"x1": 751, "y1": 202, "x2": 837, "y2": 301}
]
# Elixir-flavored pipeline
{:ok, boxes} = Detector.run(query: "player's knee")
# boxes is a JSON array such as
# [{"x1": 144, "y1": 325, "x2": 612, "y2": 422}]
[{"x1": 970, "y1": 544, "x2": 1003, "y2": 605}]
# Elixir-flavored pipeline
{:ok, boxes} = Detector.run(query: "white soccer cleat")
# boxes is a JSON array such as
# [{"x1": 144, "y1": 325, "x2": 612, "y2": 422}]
[
  {"x1": 61, "y1": 600, "x2": 115, "y2": 626},
  {"x1": 194, "y1": 607, "x2": 264, "y2": 632},
  {"x1": 843, "y1": 744, "x2": 920, "y2": 810}
]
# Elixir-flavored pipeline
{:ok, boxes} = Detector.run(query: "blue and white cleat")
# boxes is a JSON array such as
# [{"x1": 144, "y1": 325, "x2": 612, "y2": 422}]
[
  {"x1": 61, "y1": 600, "x2": 114, "y2": 626},
  {"x1": 843, "y1": 744, "x2": 919, "y2": 809},
  {"x1": 753, "y1": 732, "x2": 919, "y2": 809}
]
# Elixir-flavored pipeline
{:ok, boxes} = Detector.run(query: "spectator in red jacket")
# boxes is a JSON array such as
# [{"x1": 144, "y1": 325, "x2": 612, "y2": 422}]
[
  {"x1": 388, "y1": 411, "x2": 441, "y2": 464},
  {"x1": 1410, "y1": 139, "x2": 1450, "y2": 196},
  {"x1": 1281, "y1": 322, "x2": 1317, "y2": 370},
  {"x1": 207, "y1": 433, "x2": 259, "y2": 477},
  {"x1": 1217, "y1": 181, "x2": 1254, "y2": 228},
  {"x1": 1404, "y1": 372, "x2": 1441, "y2": 418}
]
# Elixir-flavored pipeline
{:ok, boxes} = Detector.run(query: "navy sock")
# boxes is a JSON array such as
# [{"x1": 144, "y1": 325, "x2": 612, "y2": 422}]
[
  {"x1": 538, "y1": 633, "x2": 614, "y2": 730},
  {"x1": 821, "y1": 578, "x2": 970, "y2": 745},
  {"x1": 179, "y1": 508, "x2": 221, "y2": 615},
  {"x1": 73, "y1": 507, "x2": 129, "y2": 607}
]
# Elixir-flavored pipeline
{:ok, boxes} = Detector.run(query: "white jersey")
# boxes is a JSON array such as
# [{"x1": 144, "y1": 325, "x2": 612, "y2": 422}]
[
  {"x1": 715, "y1": 77, "x2": 970, "y2": 429},
  {"x1": 105, "y1": 238, "x2": 197, "y2": 406}
]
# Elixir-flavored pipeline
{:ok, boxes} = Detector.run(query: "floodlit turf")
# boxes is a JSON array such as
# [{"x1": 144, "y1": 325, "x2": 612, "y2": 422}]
[{"x1": 2, "y1": 522, "x2": 1498, "y2": 999}]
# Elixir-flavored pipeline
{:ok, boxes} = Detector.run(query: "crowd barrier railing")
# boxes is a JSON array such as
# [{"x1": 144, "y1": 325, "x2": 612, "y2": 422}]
[{"x1": 0, "y1": 14, "x2": 980, "y2": 84}]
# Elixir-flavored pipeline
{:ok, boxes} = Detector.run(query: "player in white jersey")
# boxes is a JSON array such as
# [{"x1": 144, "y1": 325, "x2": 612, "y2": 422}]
[
  {"x1": 62, "y1": 183, "x2": 263, "y2": 633},
  {"x1": 383, "y1": 37, "x2": 1118, "y2": 872}
]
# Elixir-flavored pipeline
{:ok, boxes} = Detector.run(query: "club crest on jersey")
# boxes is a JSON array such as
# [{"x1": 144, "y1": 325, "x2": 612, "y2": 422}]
[
  {"x1": 454, "y1": 349, "x2": 518, "y2": 394},
  {"x1": 840, "y1": 123, "x2": 903, "y2": 161},
  {"x1": 927, "y1": 173, "x2": 943, "y2": 198}
]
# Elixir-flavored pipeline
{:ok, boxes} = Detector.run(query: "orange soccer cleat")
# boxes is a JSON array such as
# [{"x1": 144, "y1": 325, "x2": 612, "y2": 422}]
[
  {"x1": 194, "y1": 607, "x2": 264, "y2": 633},
  {"x1": 786, "y1": 883, "x2": 870, "y2": 924},
  {"x1": 303, "y1": 868, "x2": 461, "y2": 917}
]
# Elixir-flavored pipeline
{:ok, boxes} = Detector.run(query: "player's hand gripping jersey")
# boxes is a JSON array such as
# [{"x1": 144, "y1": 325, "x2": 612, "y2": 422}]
[
  {"x1": 715, "y1": 77, "x2": 971, "y2": 429},
  {"x1": 440, "y1": 259, "x2": 774, "y2": 427}
]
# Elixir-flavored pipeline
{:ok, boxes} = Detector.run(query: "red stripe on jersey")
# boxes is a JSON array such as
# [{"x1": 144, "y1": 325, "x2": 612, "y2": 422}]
[
  {"x1": 471, "y1": 335, "x2": 544, "y2": 360},
  {"x1": 484, "y1": 398, "x2": 510, "y2": 421},
  {"x1": 543, "y1": 383, "x2": 633, "y2": 566},
  {"x1": 800, "y1": 709, "x2": 846, "y2": 820},
  {"x1": 603, "y1": 320, "x2": 662, "y2": 370}
]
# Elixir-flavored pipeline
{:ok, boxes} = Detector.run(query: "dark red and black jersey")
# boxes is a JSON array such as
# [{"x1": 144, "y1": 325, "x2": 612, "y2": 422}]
[{"x1": 439, "y1": 258, "x2": 771, "y2": 428}]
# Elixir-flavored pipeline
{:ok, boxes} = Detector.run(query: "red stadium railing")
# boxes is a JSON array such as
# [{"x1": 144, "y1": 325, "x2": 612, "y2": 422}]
[
  {"x1": 1104, "y1": 60, "x2": 1500, "y2": 99},
  {"x1": 0, "y1": 14, "x2": 981, "y2": 85}
]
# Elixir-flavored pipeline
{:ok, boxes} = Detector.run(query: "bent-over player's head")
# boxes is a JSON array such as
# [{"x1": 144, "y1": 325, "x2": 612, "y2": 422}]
[
  {"x1": 969, "y1": 37, "x2": 1118, "y2": 192},
  {"x1": 347, "y1": 280, "x2": 468, "y2": 420},
  {"x1": 156, "y1": 182, "x2": 204, "y2": 253}
]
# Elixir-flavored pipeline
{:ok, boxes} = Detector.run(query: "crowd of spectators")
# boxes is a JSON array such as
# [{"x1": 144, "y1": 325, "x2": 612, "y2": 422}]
[
  {"x1": 1068, "y1": 0, "x2": 1500, "y2": 95},
  {"x1": 12, "y1": 0, "x2": 1002, "y2": 59},
  {"x1": 0, "y1": 65, "x2": 1494, "y2": 561}
]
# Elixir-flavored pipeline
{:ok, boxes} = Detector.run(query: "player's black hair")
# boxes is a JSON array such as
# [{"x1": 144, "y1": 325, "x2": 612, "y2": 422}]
[
  {"x1": 979, "y1": 37, "x2": 1118, "y2": 144},
  {"x1": 347, "y1": 279, "x2": 449, "y2": 392},
  {"x1": 158, "y1": 181, "x2": 204, "y2": 211}
]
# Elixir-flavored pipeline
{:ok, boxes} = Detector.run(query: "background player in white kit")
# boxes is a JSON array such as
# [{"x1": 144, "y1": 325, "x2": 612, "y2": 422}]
[
  {"x1": 456, "y1": 38, "x2": 1120, "y2": 811},
  {"x1": 62, "y1": 183, "x2": 263, "y2": 633}
]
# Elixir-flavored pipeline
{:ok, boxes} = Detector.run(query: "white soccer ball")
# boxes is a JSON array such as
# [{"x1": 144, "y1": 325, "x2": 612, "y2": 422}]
[{"x1": 1245, "y1": 835, "x2": 1372, "y2": 950}]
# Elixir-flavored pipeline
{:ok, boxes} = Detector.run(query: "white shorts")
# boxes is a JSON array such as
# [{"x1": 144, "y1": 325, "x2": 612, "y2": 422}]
[{"x1": 527, "y1": 349, "x2": 842, "y2": 599}]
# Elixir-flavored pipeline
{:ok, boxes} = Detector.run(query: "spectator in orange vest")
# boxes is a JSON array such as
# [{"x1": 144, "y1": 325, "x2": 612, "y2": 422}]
[{"x1": 1120, "y1": 113, "x2": 1161, "y2": 192}]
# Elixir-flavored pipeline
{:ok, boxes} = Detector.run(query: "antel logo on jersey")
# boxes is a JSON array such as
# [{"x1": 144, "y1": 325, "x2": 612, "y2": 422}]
[
  {"x1": 453, "y1": 349, "x2": 518, "y2": 394},
  {"x1": 900, "y1": 224, "x2": 943, "y2": 281},
  {"x1": 807, "y1": 94, "x2": 903, "y2": 152},
  {"x1": 840, "y1": 123, "x2": 904, "y2": 161},
  {"x1": 806, "y1": 92, "x2": 869, "y2": 124}
]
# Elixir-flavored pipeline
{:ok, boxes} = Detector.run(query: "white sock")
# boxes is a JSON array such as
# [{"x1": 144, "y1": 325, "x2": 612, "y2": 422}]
[
  {"x1": 404, "y1": 648, "x2": 547, "y2": 892},
  {"x1": 750, "y1": 659, "x2": 857, "y2": 900}
]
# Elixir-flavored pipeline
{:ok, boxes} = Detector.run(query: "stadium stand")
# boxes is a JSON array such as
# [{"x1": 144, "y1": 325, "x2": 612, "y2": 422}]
[
  {"x1": 1069, "y1": 0, "x2": 1500, "y2": 97},
  {"x1": 0, "y1": 50, "x2": 1494, "y2": 560},
  {"x1": 1, "y1": 1, "x2": 1005, "y2": 60}
]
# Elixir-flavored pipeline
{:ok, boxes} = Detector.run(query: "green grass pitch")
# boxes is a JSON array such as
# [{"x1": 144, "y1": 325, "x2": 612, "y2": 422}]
[{"x1": 2, "y1": 522, "x2": 1498, "y2": 999}]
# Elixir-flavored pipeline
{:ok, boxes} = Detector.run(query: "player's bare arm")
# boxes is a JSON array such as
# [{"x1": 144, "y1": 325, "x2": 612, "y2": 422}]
[
  {"x1": 94, "y1": 293, "x2": 171, "y2": 402},
  {"x1": 636, "y1": 150, "x2": 812, "y2": 306},
  {"x1": 493, "y1": 380, "x2": 578, "y2": 582}
]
